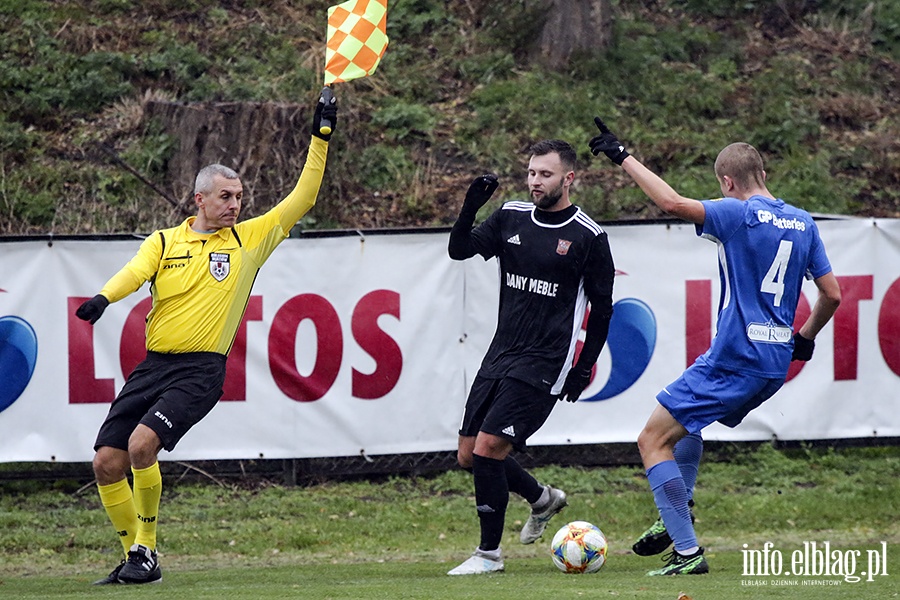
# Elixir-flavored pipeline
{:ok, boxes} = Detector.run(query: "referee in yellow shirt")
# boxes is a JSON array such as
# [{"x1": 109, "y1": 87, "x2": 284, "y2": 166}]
[{"x1": 75, "y1": 88, "x2": 338, "y2": 586}]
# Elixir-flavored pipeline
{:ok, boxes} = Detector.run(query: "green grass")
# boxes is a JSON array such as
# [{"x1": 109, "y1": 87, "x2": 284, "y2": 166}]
[
  {"x1": 5, "y1": 553, "x2": 899, "y2": 599},
  {"x1": 1, "y1": 445, "x2": 899, "y2": 597},
  {"x1": 3, "y1": 551, "x2": 899, "y2": 599}
]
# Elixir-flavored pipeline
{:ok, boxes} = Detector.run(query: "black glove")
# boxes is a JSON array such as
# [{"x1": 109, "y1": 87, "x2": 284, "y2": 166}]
[
  {"x1": 559, "y1": 367, "x2": 592, "y2": 403},
  {"x1": 791, "y1": 332, "x2": 815, "y2": 361},
  {"x1": 462, "y1": 174, "x2": 499, "y2": 214},
  {"x1": 588, "y1": 117, "x2": 630, "y2": 165},
  {"x1": 311, "y1": 87, "x2": 338, "y2": 142},
  {"x1": 75, "y1": 294, "x2": 109, "y2": 325}
]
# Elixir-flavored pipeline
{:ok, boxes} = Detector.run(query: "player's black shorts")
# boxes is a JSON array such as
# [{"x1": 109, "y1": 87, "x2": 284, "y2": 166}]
[
  {"x1": 94, "y1": 351, "x2": 227, "y2": 452},
  {"x1": 458, "y1": 375, "x2": 557, "y2": 450}
]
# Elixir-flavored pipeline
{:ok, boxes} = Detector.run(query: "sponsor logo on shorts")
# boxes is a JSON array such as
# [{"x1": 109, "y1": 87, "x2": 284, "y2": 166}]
[
  {"x1": 154, "y1": 410, "x2": 173, "y2": 429},
  {"x1": 502, "y1": 425, "x2": 516, "y2": 437}
]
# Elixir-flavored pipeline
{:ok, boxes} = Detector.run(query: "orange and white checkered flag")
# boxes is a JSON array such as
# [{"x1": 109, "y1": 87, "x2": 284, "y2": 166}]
[{"x1": 324, "y1": 0, "x2": 389, "y2": 85}]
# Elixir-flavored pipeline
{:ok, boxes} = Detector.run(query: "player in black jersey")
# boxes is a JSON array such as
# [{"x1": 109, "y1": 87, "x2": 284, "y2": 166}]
[{"x1": 446, "y1": 139, "x2": 616, "y2": 575}]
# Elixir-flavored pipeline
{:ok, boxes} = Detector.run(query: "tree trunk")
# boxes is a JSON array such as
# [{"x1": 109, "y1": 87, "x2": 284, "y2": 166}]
[
  {"x1": 142, "y1": 101, "x2": 311, "y2": 218},
  {"x1": 534, "y1": 0, "x2": 613, "y2": 69}
]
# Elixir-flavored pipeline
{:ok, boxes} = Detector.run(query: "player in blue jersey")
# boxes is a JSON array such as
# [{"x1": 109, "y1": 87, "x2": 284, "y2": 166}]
[
  {"x1": 446, "y1": 140, "x2": 616, "y2": 575},
  {"x1": 589, "y1": 117, "x2": 841, "y2": 576}
]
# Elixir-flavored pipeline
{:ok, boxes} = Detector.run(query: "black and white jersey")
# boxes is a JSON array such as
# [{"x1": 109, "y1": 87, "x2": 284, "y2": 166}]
[{"x1": 468, "y1": 201, "x2": 615, "y2": 394}]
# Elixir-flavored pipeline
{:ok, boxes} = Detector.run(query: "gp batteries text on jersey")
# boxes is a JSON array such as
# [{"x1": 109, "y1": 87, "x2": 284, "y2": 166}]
[{"x1": 756, "y1": 209, "x2": 806, "y2": 231}]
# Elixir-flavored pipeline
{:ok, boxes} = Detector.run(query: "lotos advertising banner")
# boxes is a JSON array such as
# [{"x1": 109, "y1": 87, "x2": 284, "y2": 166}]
[{"x1": 0, "y1": 217, "x2": 898, "y2": 463}]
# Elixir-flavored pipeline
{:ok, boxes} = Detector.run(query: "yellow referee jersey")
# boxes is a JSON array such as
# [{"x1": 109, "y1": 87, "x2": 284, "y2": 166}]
[{"x1": 98, "y1": 137, "x2": 328, "y2": 356}]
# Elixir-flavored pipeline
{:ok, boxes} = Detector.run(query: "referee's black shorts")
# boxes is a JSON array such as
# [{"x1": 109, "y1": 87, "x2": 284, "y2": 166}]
[
  {"x1": 94, "y1": 351, "x2": 227, "y2": 452},
  {"x1": 459, "y1": 375, "x2": 557, "y2": 451}
]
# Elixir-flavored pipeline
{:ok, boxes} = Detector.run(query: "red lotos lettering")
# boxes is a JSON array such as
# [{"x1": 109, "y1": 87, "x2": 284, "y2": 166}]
[
  {"x1": 63, "y1": 290, "x2": 416, "y2": 404},
  {"x1": 67, "y1": 297, "x2": 115, "y2": 404},
  {"x1": 119, "y1": 297, "x2": 151, "y2": 379},
  {"x1": 351, "y1": 290, "x2": 402, "y2": 400},
  {"x1": 269, "y1": 294, "x2": 343, "y2": 402},
  {"x1": 833, "y1": 275, "x2": 873, "y2": 381},
  {"x1": 685, "y1": 280, "x2": 712, "y2": 367},
  {"x1": 221, "y1": 296, "x2": 263, "y2": 401},
  {"x1": 784, "y1": 293, "x2": 811, "y2": 382},
  {"x1": 878, "y1": 278, "x2": 900, "y2": 376}
]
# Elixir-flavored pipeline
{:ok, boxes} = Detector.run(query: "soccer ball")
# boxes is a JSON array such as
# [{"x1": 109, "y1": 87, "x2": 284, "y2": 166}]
[{"x1": 550, "y1": 521, "x2": 608, "y2": 574}]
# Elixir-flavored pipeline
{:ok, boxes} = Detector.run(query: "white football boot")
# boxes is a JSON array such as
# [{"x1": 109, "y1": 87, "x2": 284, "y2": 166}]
[{"x1": 447, "y1": 548, "x2": 504, "y2": 575}]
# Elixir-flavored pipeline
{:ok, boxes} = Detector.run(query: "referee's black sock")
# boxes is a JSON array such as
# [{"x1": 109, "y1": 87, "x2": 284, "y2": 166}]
[
  {"x1": 504, "y1": 456, "x2": 543, "y2": 504},
  {"x1": 472, "y1": 454, "x2": 509, "y2": 552}
]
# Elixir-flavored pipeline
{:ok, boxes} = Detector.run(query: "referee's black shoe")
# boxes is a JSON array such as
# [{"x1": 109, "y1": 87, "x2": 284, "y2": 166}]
[
  {"x1": 117, "y1": 544, "x2": 162, "y2": 584},
  {"x1": 92, "y1": 559, "x2": 125, "y2": 585}
]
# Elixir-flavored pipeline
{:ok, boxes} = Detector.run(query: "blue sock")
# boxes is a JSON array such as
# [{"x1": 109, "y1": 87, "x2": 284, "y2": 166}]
[
  {"x1": 647, "y1": 460, "x2": 697, "y2": 552},
  {"x1": 673, "y1": 433, "x2": 703, "y2": 502}
]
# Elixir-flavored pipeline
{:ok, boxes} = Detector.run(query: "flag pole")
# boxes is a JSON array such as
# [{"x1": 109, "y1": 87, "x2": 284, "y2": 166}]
[{"x1": 319, "y1": 86, "x2": 335, "y2": 136}]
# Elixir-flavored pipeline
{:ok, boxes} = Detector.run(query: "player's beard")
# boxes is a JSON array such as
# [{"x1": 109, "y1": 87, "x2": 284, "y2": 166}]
[{"x1": 532, "y1": 180, "x2": 564, "y2": 210}]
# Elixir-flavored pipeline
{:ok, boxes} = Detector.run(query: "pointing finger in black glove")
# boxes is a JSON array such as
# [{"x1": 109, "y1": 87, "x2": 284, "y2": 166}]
[
  {"x1": 559, "y1": 367, "x2": 592, "y2": 403},
  {"x1": 462, "y1": 173, "x2": 499, "y2": 214},
  {"x1": 75, "y1": 294, "x2": 110, "y2": 325},
  {"x1": 588, "y1": 116, "x2": 630, "y2": 165}
]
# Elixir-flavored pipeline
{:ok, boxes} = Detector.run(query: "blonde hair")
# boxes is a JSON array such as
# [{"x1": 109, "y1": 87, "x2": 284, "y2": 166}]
[{"x1": 714, "y1": 143, "x2": 765, "y2": 189}]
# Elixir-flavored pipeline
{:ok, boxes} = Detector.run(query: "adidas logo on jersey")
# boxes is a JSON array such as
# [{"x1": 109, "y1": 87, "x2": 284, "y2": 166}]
[
  {"x1": 502, "y1": 425, "x2": 516, "y2": 436},
  {"x1": 507, "y1": 234, "x2": 521, "y2": 245}
]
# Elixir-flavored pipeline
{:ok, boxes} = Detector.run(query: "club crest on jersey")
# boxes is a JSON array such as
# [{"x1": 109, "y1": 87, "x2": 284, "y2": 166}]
[
  {"x1": 556, "y1": 239, "x2": 572, "y2": 255},
  {"x1": 209, "y1": 253, "x2": 230, "y2": 282}
]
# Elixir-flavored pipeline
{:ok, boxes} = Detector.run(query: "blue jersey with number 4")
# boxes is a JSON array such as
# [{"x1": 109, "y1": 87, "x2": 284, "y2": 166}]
[{"x1": 696, "y1": 196, "x2": 832, "y2": 378}]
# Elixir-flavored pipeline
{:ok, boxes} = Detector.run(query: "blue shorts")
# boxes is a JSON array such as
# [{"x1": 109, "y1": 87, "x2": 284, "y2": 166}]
[{"x1": 657, "y1": 360, "x2": 785, "y2": 434}]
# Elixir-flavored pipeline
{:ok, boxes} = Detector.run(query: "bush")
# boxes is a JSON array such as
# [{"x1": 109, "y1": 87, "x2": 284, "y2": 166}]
[{"x1": 0, "y1": 1, "x2": 897, "y2": 233}]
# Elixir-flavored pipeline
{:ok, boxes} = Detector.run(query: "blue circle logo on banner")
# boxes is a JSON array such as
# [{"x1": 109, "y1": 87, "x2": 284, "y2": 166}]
[
  {"x1": 0, "y1": 315, "x2": 38, "y2": 413},
  {"x1": 585, "y1": 297, "x2": 657, "y2": 401}
]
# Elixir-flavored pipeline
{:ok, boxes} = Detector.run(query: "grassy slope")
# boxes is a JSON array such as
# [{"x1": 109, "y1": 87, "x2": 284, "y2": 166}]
[{"x1": 0, "y1": 0, "x2": 898, "y2": 234}]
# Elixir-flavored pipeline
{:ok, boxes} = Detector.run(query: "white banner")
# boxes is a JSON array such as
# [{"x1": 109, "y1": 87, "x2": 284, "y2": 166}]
[{"x1": 1, "y1": 218, "x2": 898, "y2": 463}]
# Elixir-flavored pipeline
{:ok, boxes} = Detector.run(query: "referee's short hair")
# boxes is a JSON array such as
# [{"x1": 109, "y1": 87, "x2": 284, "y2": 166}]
[
  {"x1": 530, "y1": 139, "x2": 577, "y2": 171},
  {"x1": 194, "y1": 164, "x2": 240, "y2": 195}
]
